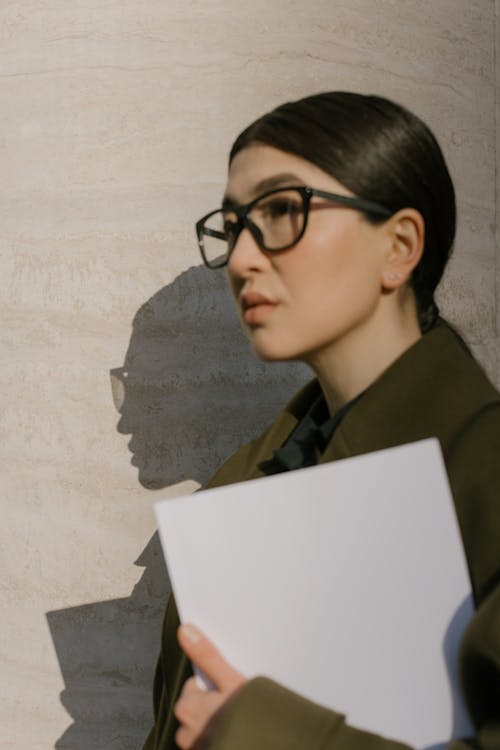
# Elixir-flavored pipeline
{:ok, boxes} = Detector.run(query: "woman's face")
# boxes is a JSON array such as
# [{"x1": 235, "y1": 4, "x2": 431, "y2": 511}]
[{"x1": 224, "y1": 144, "x2": 392, "y2": 365}]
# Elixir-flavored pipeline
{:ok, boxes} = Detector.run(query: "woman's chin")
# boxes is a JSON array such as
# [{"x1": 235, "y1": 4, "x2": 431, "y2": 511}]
[{"x1": 248, "y1": 336, "x2": 303, "y2": 363}]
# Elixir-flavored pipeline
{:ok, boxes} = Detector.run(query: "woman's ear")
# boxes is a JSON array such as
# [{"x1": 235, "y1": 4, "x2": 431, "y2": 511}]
[{"x1": 381, "y1": 208, "x2": 424, "y2": 290}]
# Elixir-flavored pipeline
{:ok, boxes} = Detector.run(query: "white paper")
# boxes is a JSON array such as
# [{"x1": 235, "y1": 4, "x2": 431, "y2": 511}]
[{"x1": 155, "y1": 439, "x2": 474, "y2": 748}]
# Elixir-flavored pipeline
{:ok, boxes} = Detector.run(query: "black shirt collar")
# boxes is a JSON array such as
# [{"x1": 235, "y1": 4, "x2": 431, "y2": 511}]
[{"x1": 259, "y1": 388, "x2": 364, "y2": 474}]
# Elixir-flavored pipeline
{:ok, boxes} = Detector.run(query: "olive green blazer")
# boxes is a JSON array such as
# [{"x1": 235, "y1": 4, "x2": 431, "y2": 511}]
[{"x1": 143, "y1": 322, "x2": 500, "y2": 750}]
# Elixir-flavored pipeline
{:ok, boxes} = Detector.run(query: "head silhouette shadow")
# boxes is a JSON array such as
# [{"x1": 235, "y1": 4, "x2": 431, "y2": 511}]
[
  {"x1": 113, "y1": 263, "x2": 308, "y2": 489},
  {"x1": 48, "y1": 263, "x2": 307, "y2": 750}
]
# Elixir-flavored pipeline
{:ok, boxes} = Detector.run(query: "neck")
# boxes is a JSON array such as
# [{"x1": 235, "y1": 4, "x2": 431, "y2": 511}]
[{"x1": 305, "y1": 293, "x2": 422, "y2": 415}]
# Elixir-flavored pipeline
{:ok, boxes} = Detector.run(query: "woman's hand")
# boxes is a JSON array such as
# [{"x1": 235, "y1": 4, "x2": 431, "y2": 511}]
[{"x1": 174, "y1": 624, "x2": 247, "y2": 749}]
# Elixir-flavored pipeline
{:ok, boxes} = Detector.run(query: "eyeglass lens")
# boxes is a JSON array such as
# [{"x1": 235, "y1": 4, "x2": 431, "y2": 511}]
[{"x1": 201, "y1": 189, "x2": 306, "y2": 267}]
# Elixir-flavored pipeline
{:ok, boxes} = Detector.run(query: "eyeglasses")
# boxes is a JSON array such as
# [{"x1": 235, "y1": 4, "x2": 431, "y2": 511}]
[{"x1": 195, "y1": 185, "x2": 392, "y2": 269}]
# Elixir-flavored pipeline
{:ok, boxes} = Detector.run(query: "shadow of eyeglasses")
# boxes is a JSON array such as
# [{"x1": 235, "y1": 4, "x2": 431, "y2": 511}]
[{"x1": 109, "y1": 367, "x2": 129, "y2": 413}]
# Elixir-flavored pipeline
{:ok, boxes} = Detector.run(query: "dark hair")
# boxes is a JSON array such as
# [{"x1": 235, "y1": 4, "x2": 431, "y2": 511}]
[{"x1": 230, "y1": 92, "x2": 456, "y2": 332}]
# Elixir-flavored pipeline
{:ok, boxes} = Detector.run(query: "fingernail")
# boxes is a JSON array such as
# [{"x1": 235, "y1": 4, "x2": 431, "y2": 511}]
[{"x1": 181, "y1": 623, "x2": 201, "y2": 644}]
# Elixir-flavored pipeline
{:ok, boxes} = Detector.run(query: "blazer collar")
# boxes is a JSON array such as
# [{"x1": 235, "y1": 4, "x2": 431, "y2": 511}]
[{"x1": 317, "y1": 321, "x2": 498, "y2": 463}]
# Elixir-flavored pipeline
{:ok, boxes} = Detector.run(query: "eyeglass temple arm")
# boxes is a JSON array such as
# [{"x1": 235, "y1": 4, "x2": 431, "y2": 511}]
[
  {"x1": 202, "y1": 227, "x2": 226, "y2": 240},
  {"x1": 311, "y1": 188, "x2": 392, "y2": 217}
]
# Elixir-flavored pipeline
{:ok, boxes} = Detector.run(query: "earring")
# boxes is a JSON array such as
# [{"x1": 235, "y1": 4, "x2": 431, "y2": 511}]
[{"x1": 386, "y1": 272, "x2": 403, "y2": 282}]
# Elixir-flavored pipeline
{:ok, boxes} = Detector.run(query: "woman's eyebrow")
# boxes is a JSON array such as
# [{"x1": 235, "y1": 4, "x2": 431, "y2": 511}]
[{"x1": 222, "y1": 172, "x2": 303, "y2": 207}]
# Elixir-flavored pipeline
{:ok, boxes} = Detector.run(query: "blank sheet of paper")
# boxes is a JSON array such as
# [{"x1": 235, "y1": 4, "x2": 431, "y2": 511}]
[{"x1": 155, "y1": 438, "x2": 474, "y2": 748}]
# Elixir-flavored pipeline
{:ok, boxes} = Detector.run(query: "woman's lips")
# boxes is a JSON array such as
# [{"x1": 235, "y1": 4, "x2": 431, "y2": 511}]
[{"x1": 241, "y1": 291, "x2": 278, "y2": 324}]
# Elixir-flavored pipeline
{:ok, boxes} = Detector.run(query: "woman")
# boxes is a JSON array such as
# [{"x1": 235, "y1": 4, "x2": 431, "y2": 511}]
[{"x1": 143, "y1": 92, "x2": 500, "y2": 750}]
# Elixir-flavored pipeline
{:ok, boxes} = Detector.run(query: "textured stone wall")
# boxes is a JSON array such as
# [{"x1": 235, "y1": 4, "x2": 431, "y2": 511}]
[{"x1": 1, "y1": 2, "x2": 497, "y2": 749}]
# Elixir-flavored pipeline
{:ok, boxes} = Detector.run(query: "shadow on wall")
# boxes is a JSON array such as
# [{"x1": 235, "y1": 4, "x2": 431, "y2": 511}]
[
  {"x1": 112, "y1": 264, "x2": 308, "y2": 490},
  {"x1": 47, "y1": 264, "x2": 308, "y2": 750},
  {"x1": 46, "y1": 535, "x2": 169, "y2": 750}
]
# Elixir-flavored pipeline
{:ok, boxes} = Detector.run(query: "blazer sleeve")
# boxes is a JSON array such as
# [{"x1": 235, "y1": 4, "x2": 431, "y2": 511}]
[{"x1": 201, "y1": 406, "x2": 500, "y2": 750}]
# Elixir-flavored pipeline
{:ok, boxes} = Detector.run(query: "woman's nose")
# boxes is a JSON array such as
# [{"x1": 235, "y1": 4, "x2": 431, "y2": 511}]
[{"x1": 227, "y1": 226, "x2": 268, "y2": 277}]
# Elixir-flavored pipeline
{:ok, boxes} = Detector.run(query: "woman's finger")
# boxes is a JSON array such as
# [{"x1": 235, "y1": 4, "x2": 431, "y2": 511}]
[
  {"x1": 177, "y1": 624, "x2": 245, "y2": 692},
  {"x1": 174, "y1": 681, "x2": 230, "y2": 748},
  {"x1": 179, "y1": 675, "x2": 200, "y2": 697},
  {"x1": 175, "y1": 725, "x2": 191, "y2": 750}
]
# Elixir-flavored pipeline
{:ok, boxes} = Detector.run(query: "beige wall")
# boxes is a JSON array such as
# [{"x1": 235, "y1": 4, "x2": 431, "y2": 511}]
[{"x1": 1, "y1": 2, "x2": 497, "y2": 748}]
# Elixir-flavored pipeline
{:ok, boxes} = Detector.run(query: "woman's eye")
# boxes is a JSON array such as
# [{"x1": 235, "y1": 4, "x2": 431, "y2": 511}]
[{"x1": 262, "y1": 199, "x2": 301, "y2": 219}]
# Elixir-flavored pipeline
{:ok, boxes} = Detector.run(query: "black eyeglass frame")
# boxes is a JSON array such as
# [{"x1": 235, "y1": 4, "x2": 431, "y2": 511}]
[{"x1": 195, "y1": 185, "x2": 393, "y2": 269}]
